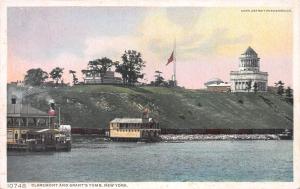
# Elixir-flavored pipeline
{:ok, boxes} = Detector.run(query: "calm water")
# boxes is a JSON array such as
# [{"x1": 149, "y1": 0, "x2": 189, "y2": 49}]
[{"x1": 7, "y1": 136, "x2": 293, "y2": 182}]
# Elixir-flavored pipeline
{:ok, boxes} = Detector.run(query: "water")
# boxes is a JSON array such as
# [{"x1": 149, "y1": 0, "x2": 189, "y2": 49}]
[{"x1": 7, "y1": 136, "x2": 293, "y2": 182}]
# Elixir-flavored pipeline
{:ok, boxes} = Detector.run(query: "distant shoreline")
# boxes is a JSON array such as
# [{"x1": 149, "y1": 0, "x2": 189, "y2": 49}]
[
  {"x1": 71, "y1": 134, "x2": 292, "y2": 141},
  {"x1": 71, "y1": 128, "x2": 293, "y2": 135},
  {"x1": 160, "y1": 134, "x2": 284, "y2": 141}
]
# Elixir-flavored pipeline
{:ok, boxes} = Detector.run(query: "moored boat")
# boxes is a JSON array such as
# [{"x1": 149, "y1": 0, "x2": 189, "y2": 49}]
[
  {"x1": 8, "y1": 127, "x2": 71, "y2": 152},
  {"x1": 278, "y1": 129, "x2": 293, "y2": 140},
  {"x1": 108, "y1": 109, "x2": 161, "y2": 142}
]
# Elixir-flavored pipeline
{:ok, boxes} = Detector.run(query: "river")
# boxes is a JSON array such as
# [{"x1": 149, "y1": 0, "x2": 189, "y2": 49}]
[{"x1": 7, "y1": 135, "x2": 293, "y2": 182}]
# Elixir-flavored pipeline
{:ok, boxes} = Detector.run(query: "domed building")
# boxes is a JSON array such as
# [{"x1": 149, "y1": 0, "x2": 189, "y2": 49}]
[
  {"x1": 230, "y1": 47, "x2": 268, "y2": 92},
  {"x1": 204, "y1": 78, "x2": 231, "y2": 92},
  {"x1": 204, "y1": 78, "x2": 224, "y2": 86}
]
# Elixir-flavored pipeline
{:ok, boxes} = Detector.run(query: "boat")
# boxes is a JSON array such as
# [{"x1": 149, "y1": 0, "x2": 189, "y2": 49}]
[
  {"x1": 278, "y1": 129, "x2": 293, "y2": 140},
  {"x1": 108, "y1": 109, "x2": 161, "y2": 142},
  {"x1": 7, "y1": 88, "x2": 72, "y2": 151},
  {"x1": 8, "y1": 127, "x2": 71, "y2": 152}
]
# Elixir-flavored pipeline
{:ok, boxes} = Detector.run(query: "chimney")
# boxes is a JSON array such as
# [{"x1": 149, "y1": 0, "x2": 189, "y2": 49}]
[{"x1": 142, "y1": 108, "x2": 149, "y2": 122}]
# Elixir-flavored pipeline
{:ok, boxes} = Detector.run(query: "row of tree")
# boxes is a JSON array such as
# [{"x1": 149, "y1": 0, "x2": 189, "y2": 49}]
[
  {"x1": 242, "y1": 79, "x2": 292, "y2": 97},
  {"x1": 81, "y1": 50, "x2": 145, "y2": 85},
  {"x1": 23, "y1": 50, "x2": 146, "y2": 87},
  {"x1": 24, "y1": 67, "x2": 65, "y2": 86},
  {"x1": 275, "y1": 81, "x2": 293, "y2": 98},
  {"x1": 149, "y1": 70, "x2": 176, "y2": 87}
]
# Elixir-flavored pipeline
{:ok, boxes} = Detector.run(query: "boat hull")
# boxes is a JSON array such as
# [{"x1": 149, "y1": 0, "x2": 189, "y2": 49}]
[{"x1": 7, "y1": 142, "x2": 71, "y2": 152}]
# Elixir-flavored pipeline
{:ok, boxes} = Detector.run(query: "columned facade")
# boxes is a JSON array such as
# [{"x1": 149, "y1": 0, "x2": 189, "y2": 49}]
[{"x1": 230, "y1": 47, "x2": 268, "y2": 92}]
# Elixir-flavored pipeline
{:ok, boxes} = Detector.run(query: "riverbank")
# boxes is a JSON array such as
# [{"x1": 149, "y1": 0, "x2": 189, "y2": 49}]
[
  {"x1": 160, "y1": 134, "x2": 281, "y2": 141},
  {"x1": 71, "y1": 133, "x2": 283, "y2": 141},
  {"x1": 71, "y1": 128, "x2": 293, "y2": 135},
  {"x1": 13, "y1": 84, "x2": 292, "y2": 130}
]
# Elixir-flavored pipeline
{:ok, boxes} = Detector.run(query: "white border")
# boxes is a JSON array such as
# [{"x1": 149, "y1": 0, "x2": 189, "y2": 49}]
[{"x1": 0, "y1": 0, "x2": 299, "y2": 189}]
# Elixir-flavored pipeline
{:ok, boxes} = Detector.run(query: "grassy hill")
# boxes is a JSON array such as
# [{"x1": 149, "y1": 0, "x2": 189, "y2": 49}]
[{"x1": 17, "y1": 85, "x2": 293, "y2": 129}]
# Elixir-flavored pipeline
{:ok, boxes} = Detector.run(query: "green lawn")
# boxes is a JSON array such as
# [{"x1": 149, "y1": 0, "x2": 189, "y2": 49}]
[{"x1": 17, "y1": 85, "x2": 293, "y2": 129}]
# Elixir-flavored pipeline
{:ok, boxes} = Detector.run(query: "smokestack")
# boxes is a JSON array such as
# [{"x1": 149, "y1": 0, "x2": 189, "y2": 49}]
[
  {"x1": 48, "y1": 99, "x2": 55, "y2": 109},
  {"x1": 142, "y1": 108, "x2": 150, "y2": 122},
  {"x1": 48, "y1": 101, "x2": 56, "y2": 116}
]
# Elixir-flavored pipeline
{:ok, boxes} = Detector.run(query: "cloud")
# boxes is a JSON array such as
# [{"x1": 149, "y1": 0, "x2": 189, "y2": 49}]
[
  {"x1": 83, "y1": 36, "x2": 139, "y2": 61},
  {"x1": 181, "y1": 28, "x2": 252, "y2": 56},
  {"x1": 8, "y1": 7, "x2": 293, "y2": 88},
  {"x1": 135, "y1": 9, "x2": 252, "y2": 62},
  {"x1": 136, "y1": 8, "x2": 292, "y2": 62},
  {"x1": 136, "y1": 10, "x2": 183, "y2": 57}
]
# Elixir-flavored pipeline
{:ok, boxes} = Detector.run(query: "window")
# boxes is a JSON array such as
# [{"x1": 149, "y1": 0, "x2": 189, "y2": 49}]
[
  {"x1": 11, "y1": 98, "x2": 16, "y2": 104},
  {"x1": 7, "y1": 118, "x2": 13, "y2": 126}
]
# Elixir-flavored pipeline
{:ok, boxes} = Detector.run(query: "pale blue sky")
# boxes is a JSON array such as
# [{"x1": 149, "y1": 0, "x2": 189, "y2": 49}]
[
  {"x1": 8, "y1": 7, "x2": 292, "y2": 88},
  {"x1": 8, "y1": 7, "x2": 202, "y2": 61}
]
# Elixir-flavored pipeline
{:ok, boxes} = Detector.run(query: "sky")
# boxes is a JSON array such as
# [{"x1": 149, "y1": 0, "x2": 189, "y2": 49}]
[{"x1": 7, "y1": 7, "x2": 293, "y2": 89}]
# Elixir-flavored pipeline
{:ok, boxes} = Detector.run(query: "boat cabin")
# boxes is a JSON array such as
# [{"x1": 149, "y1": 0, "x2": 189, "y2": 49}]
[{"x1": 109, "y1": 117, "x2": 161, "y2": 142}]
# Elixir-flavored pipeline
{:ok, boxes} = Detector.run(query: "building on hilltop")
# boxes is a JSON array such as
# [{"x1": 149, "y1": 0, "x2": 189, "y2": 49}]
[
  {"x1": 83, "y1": 68, "x2": 122, "y2": 84},
  {"x1": 204, "y1": 78, "x2": 224, "y2": 86},
  {"x1": 230, "y1": 47, "x2": 268, "y2": 92},
  {"x1": 204, "y1": 78, "x2": 231, "y2": 92},
  {"x1": 206, "y1": 83, "x2": 231, "y2": 93}
]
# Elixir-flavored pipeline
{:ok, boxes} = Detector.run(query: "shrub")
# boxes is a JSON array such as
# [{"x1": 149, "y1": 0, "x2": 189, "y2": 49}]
[{"x1": 178, "y1": 114, "x2": 186, "y2": 120}]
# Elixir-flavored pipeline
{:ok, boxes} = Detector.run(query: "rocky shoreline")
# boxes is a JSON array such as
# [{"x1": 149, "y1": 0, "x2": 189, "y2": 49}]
[{"x1": 160, "y1": 134, "x2": 281, "y2": 141}]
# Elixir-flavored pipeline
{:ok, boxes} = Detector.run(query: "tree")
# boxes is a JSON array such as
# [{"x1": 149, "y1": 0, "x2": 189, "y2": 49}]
[
  {"x1": 275, "y1": 81, "x2": 285, "y2": 96},
  {"x1": 285, "y1": 86, "x2": 293, "y2": 104},
  {"x1": 167, "y1": 80, "x2": 176, "y2": 87},
  {"x1": 115, "y1": 50, "x2": 145, "y2": 85},
  {"x1": 154, "y1": 70, "x2": 165, "y2": 86},
  {"x1": 82, "y1": 60, "x2": 99, "y2": 82},
  {"x1": 97, "y1": 57, "x2": 113, "y2": 83},
  {"x1": 82, "y1": 57, "x2": 114, "y2": 83},
  {"x1": 50, "y1": 67, "x2": 64, "y2": 85},
  {"x1": 69, "y1": 70, "x2": 78, "y2": 85},
  {"x1": 253, "y1": 82, "x2": 258, "y2": 93},
  {"x1": 24, "y1": 68, "x2": 48, "y2": 86},
  {"x1": 245, "y1": 80, "x2": 252, "y2": 92},
  {"x1": 285, "y1": 87, "x2": 293, "y2": 98}
]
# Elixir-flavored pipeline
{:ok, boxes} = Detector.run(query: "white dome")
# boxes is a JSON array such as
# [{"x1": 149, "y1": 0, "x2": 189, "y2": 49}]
[
  {"x1": 205, "y1": 78, "x2": 224, "y2": 86},
  {"x1": 207, "y1": 78, "x2": 223, "y2": 82}
]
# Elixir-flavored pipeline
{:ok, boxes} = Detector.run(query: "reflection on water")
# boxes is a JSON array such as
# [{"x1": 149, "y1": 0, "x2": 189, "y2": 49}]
[{"x1": 7, "y1": 135, "x2": 293, "y2": 182}]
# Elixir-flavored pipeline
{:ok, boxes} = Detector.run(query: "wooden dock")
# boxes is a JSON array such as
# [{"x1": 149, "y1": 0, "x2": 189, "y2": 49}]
[
  {"x1": 7, "y1": 143, "x2": 28, "y2": 151},
  {"x1": 7, "y1": 143, "x2": 71, "y2": 152}
]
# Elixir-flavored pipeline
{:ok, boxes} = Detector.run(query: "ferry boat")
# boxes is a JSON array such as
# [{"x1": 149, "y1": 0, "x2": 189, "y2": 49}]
[
  {"x1": 108, "y1": 109, "x2": 161, "y2": 142},
  {"x1": 8, "y1": 126, "x2": 72, "y2": 152},
  {"x1": 7, "y1": 90, "x2": 72, "y2": 152}
]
